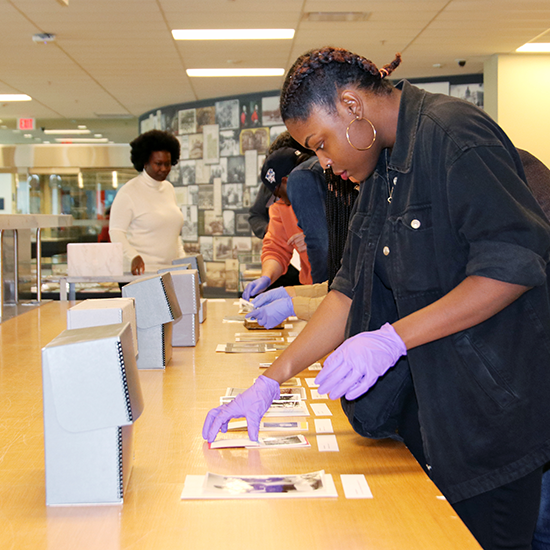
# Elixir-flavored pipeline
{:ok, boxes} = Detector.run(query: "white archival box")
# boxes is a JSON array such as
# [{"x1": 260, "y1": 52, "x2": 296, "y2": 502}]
[
  {"x1": 199, "y1": 298, "x2": 207, "y2": 324},
  {"x1": 67, "y1": 242, "x2": 123, "y2": 277},
  {"x1": 67, "y1": 298, "x2": 138, "y2": 356},
  {"x1": 42, "y1": 322, "x2": 144, "y2": 506},
  {"x1": 122, "y1": 272, "x2": 182, "y2": 369},
  {"x1": 157, "y1": 267, "x2": 200, "y2": 346}
]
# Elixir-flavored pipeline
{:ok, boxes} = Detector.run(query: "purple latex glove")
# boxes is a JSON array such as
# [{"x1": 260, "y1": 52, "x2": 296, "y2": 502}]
[
  {"x1": 252, "y1": 286, "x2": 290, "y2": 308},
  {"x1": 202, "y1": 376, "x2": 280, "y2": 443},
  {"x1": 242, "y1": 275, "x2": 271, "y2": 301},
  {"x1": 316, "y1": 323, "x2": 407, "y2": 401},
  {"x1": 245, "y1": 297, "x2": 294, "y2": 329}
]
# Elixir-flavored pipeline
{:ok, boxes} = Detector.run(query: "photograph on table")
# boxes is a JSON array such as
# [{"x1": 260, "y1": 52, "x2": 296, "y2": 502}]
[
  {"x1": 188, "y1": 134, "x2": 203, "y2": 159},
  {"x1": 203, "y1": 124, "x2": 220, "y2": 165},
  {"x1": 181, "y1": 205, "x2": 198, "y2": 242},
  {"x1": 178, "y1": 108, "x2": 196, "y2": 135},
  {"x1": 227, "y1": 156, "x2": 245, "y2": 183},
  {"x1": 180, "y1": 160, "x2": 196, "y2": 185},
  {"x1": 215, "y1": 99, "x2": 239, "y2": 130},
  {"x1": 199, "y1": 236, "x2": 214, "y2": 261},
  {"x1": 205, "y1": 261, "x2": 226, "y2": 288},
  {"x1": 203, "y1": 210, "x2": 224, "y2": 235},
  {"x1": 213, "y1": 236, "x2": 233, "y2": 261},
  {"x1": 220, "y1": 130, "x2": 240, "y2": 157},
  {"x1": 261, "y1": 96, "x2": 283, "y2": 126},
  {"x1": 196, "y1": 106, "x2": 216, "y2": 133},
  {"x1": 222, "y1": 183, "x2": 243, "y2": 209}
]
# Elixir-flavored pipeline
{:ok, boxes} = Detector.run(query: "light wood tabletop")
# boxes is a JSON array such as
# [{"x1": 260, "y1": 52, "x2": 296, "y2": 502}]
[{"x1": 0, "y1": 300, "x2": 481, "y2": 550}]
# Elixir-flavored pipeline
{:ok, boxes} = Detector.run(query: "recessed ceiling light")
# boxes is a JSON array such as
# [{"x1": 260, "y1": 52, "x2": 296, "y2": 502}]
[
  {"x1": 172, "y1": 29, "x2": 294, "y2": 40},
  {"x1": 516, "y1": 43, "x2": 550, "y2": 53},
  {"x1": 77, "y1": 125, "x2": 87, "y2": 129},
  {"x1": 187, "y1": 68, "x2": 284, "y2": 77},
  {"x1": 0, "y1": 94, "x2": 32, "y2": 101},
  {"x1": 44, "y1": 129, "x2": 91, "y2": 135},
  {"x1": 304, "y1": 12, "x2": 371, "y2": 22},
  {"x1": 54, "y1": 137, "x2": 109, "y2": 143}
]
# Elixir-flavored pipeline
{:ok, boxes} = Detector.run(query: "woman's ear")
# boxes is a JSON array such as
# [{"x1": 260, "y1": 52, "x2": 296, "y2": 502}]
[{"x1": 340, "y1": 90, "x2": 363, "y2": 119}]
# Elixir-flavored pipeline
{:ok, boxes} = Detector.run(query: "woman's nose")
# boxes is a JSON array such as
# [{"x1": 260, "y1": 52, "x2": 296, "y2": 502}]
[{"x1": 316, "y1": 152, "x2": 332, "y2": 170}]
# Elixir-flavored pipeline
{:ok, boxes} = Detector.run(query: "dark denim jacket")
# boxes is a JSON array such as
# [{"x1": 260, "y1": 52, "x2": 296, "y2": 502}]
[
  {"x1": 287, "y1": 157, "x2": 328, "y2": 283},
  {"x1": 332, "y1": 81, "x2": 550, "y2": 503}
]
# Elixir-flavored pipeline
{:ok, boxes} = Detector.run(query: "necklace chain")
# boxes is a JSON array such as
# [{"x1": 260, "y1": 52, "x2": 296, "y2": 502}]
[{"x1": 385, "y1": 149, "x2": 396, "y2": 203}]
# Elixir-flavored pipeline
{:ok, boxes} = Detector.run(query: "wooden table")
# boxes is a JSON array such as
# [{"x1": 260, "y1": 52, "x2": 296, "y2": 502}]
[{"x1": 0, "y1": 300, "x2": 481, "y2": 549}]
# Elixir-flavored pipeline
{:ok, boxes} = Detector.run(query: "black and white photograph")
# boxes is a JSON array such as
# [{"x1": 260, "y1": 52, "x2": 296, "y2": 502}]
[
  {"x1": 225, "y1": 259, "x2": 239, "y2": 292},
  {"x1": 213, "y1": 236, "x2": 233, "y2": 261},
  {"x1": 223, "y1": 210, "x2": 235, "y2": 235},
  {"x1": 178, "y1": 108, "x2": 196, "y2": 135},
  {"x1": 187, "y1": 185, "x2": 199, "y2": 206},
  {"x1": 199, "y1": 236, "x2": 214, "y2": 261},
  {"x1": 205, "y1": 261, "x2": 226, "y2": 288},
  {"x1": 198, "y1": 185, "x2": 214, "y2": 209},
  {"x1": 235, "y1": 211, "x2": 252, "y2": 235},
  {"x1": 196, "y1": 106, "x2": 216, "y2": 133},
  {"x1": 189, "y1": 134, "x2": 203, "y2": 159},
  {"x1": 180, "y1": 160, "x2": 196, "y2": 185},
  {"x1": 167, "y1": 162, "x2": 182, "y2": 187},
  {"x1": 195, "y1": 159, "x2": 209, "y2": 183},
  {"x1": 227, "y1": 156, "x2": 245, "y2": 183},
  {"x1": 209, "y1": 159, "x2": 228, "y2": 184},
  {"x1": 450, "y1": 83, "x2": 484, "y2": 108},
  {"x1": 219, "y1": 130, "x2": 240, "y2": 157},
  {"x1": 261, "y1": 96, "x2": 283, "y2": 126},
  {"x1": 222, "y1": 183, "x2": 243, "y2": 209},
  {"x1": 204, "y1": 210, "x2": 224, "y2": 235},
  {"x1": 203, "y1": 124, "x2": 220, "y2": 165},
  {"x1": 215, "y1": 99, "x2": 240, "y2": 130},
  {"x1": 177, "y1": 135, "x2": 189, "y2": 159},
  {"x1": 269, "y1": 125, "x2": 287, "y2": 144},
  {"x1": 232, "y1": 236, "x2": 252, "y2": 257},
  {"x1": 181, "y1": 205, "x2": 198, "y2": 241}
]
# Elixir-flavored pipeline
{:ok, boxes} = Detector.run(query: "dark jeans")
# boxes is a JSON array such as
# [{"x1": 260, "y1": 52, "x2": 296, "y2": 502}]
[{"x1": 533, "y1": 464, "x2": 550, "y2": 550}]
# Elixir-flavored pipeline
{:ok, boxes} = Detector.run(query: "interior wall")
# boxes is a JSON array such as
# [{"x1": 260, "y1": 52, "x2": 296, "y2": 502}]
[
  {"x1": 0, "y1": 173, "x2": 13, "y2": 213},
  {"x1": 484, "y1": 54, "x2": 550, "y2": 167}
]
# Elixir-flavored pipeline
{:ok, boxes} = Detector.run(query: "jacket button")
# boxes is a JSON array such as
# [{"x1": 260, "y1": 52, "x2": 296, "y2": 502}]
[
  {"x1": 411, "y1": 219, "x2": 421, "y2": 229},
  {"x1": 383, "y1": 246, "x2": 390, "y2": 256}
]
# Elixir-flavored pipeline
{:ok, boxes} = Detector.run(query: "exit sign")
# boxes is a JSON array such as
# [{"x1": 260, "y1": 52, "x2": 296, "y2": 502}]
[{"x1": 18, "y1": 118, "x2": 35, "y2": 130}]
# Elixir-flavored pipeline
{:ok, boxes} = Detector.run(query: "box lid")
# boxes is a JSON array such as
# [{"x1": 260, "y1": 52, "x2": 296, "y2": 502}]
[
  {"x1": 42, "y1": 323, "x2": 144, "y2": 433},
  {"x1": 122, "y1": 272, "x2": 182, "y2": 328},
  {"x1": 157, "y1": 268, "x2": 199, "y2": 313},
  {"x1": 172, "y1": 254, "x2": 206, "y2": 285}
]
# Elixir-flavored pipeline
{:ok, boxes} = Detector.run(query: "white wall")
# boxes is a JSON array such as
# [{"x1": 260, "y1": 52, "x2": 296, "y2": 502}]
[
  {"x1": 484, "y1": 54, "x2": 550, "y2": 167},
  {"x1": 0, "y1": 173, "x2": 13, "y2": 213}
]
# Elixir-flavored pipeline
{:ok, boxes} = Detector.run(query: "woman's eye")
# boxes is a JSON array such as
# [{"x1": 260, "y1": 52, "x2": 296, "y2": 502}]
[{"x1": 316, "y1": 143, "x2": 324, "y2": 152}]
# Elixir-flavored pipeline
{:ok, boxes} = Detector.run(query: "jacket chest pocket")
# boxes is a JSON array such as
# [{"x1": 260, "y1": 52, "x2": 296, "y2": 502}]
[
  {"x1": 390, "y1": 205, "x2": 441, "y2": 294},
  {"x1": 348, "y1": 212, "x2": 376, "y2": 291}
]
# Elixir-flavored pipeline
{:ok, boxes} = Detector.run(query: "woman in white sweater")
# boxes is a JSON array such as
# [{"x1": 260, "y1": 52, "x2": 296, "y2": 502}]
[{"x1": 109, "y1": 130, "x2": 185, "y2": 274}]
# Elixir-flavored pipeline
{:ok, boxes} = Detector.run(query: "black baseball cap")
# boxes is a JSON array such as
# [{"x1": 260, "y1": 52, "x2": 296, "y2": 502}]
[{"x1": 260, "y1": 147, "x2": 302, "y2": 194}]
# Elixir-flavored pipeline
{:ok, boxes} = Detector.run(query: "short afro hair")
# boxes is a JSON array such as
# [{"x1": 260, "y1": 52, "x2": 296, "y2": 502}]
[{"x1": 130, "y1": 130, "x2": 181, "y2": 172}]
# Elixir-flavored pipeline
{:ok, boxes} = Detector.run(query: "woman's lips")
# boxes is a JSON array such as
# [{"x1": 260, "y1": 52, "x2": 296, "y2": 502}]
[{"x1": 335, "y1": 170, "x2": 349, "y2": 180}]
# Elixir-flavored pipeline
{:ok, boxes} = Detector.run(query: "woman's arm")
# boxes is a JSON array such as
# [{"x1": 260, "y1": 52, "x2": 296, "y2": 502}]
[{"x1": 393, "y1": 275, "x2": 530, "y2": 349}]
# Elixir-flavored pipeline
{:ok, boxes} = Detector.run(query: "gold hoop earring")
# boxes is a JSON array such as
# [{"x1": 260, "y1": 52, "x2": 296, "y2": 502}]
[{"x1": 346, "y1": 117, "x2": 377, "y2": 151}]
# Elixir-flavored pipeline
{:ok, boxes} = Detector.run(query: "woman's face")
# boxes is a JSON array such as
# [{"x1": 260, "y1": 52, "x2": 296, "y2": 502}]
[
  {"x1": 286, "y1": 101, "x2": 383, "y2": 184},
  {"x1": 144, "y1": 150, "x2": 172, "y2": 181}
]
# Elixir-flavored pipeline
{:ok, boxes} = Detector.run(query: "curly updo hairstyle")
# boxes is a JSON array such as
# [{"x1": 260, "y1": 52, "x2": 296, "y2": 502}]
[
  {"x1": 280, "y1": 47, "x2": 401, "y2": 123},
  {"x1": 130, "y1": 130, "x2": 181, "y2": 172}
]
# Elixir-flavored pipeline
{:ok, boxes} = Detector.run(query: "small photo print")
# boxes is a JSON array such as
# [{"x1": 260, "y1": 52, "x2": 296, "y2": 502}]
[
  {"x1": 232, "y1": 236, "x2": 252, "y2": 256},
  {"x1": 180, "y1": 160, "x2": 196, "y2": 185},
  {"x1": 235, "y1": 211, "x2": 252, "y2": 236},
  {"x1": 203, "y1": 124, "x2": 220, "y2": 165},
  {"x1": 214, "y1": 236, "x2": 233, "y2": 261},
  {"x1": 198, "y1": 185, "x2": 214, "y2": 209},
  {"x1": 181, "y1": 205, "x2": 198, "y2": 241},
  {"x1": 196, "y1": 106, "x2": 216, "y2": 133},
  {"x1": 205, "y1": 261, "x2": 226, "y2": 288},
  {"x1": 199, "y1": 236, "x2": 214, "y2": 261},
  {"x1": 189, "y1": 134, "x2": 204, "y2": 159},
  {"x1": 187, "y1": 184, "x2": 199, "y2": 206},
  {"x1": 225, "y1": 258, "x2": 239, "y2": 292},
  {"x1": 204, "y1": 210, "x2": 224, "y2": 235},
  {"x1": 209, "y1": 159, "x2": 228, "y2": 184},
  {"x1": 177, "y1": 135, "x2": 190, "y2": 159},
  {"x1": 450, "y1": 83, "x2": 484, "y2": 109},
  {"x1": 178, "y1": 109, "x2": 196, "y2": 135},
  {"x1": 220, "y1": 130, "x2": 240, "y2": 157},
  {"x1": 223, "y1": 210, "x2": 235, "y2": 235},
  {"x1": 222, "y1": 183, "x2": 243, "y2": 209},
  {"x1": 195, "y1": 160, "x2": 209, "y2": 184},
  {"x1": 215, "y1": 99, "x2": 240, "y2": 130},
  {"x1": 270, "y1": 125, "x2": 287, "y2": 144},
  {"x1": 261, "y1": 96, "x2": 283, "y2": 126},
  {"x1": 227, "y1": 156, "x2": 245, "y2": 183},
  {"x1": 168, "y1": 162, "x2": 182, "y2": 186},
  {"x1": 240, "y1": 127, "x2": 270, "y2": 155},
  {"x1": 184, "y1": 241, "x2": 201, "y2": 256}
]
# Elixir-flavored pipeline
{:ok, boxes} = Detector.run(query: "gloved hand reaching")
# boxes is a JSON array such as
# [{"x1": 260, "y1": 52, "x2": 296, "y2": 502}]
[
  {"x1": 202, "y1": 375, "x2": 280, "y2": 443},
  {"x1": 246, "y1": 297, "x2": 294, "y2": 329},
  {"x1": 316, "y1": 323, "x2": 407, "y2": 400},
  {"x1": 252, "y1": 286, "x2": 290, "y2": 308},
  {"x1": 242, "y1": 276, "x2": 271, "y2": 301}
]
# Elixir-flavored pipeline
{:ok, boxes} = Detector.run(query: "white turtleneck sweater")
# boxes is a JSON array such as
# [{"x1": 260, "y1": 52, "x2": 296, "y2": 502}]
[{"x1": 109, "y1": 171, "x2": 185, "y2": 273}]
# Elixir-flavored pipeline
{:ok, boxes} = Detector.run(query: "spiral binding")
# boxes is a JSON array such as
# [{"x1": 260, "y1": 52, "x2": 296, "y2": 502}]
[
  {"x1": 116, "y1": 340, "x2": 133, "y2": 423},
  {"x1": 161, "y1": 325, "x2": 166, "y2": 366},
  {"x1": 159, "y1": 277, "x2": 175, "y2": 320},
  {"x1": 116, "y1": 427, "x2": 124, "y2": 500}
]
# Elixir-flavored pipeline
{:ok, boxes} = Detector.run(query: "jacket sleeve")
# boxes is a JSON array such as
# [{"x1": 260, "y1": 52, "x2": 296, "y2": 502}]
[
  {"x1": 261, "y1": 203, "x2": 293, "y2": 273},
  {"x1": 248, "y1": 184, "x2": 271, "y2": 239}
]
